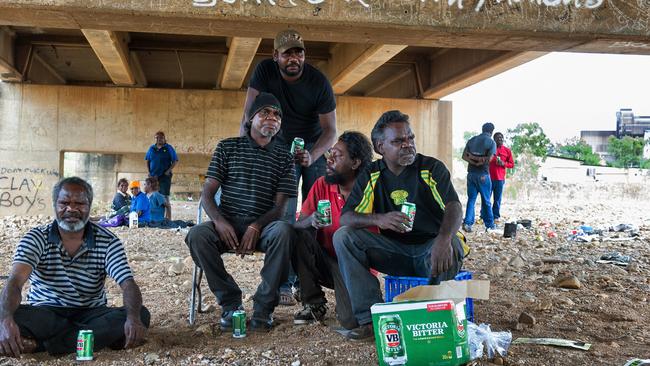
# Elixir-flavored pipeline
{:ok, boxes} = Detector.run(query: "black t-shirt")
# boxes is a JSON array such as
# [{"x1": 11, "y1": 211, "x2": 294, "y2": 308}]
[
  {"x1": 249, "y1": 59, "x2": 336, "y2": 144},
  {"x1": 343, "y1": 154, "x2": 460, "y2": 244}
]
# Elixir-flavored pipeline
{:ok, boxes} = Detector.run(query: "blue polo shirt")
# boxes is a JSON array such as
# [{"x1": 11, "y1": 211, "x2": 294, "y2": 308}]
[
  {"x1": 148, "y1": 191, "x2": 166, "y2": 222},
  {"x1": 130, "y1": 192, "x2": 151, "y2": 223},
  {"x1": 145, "y1": 143, "x2": 178, "y2": 177}
]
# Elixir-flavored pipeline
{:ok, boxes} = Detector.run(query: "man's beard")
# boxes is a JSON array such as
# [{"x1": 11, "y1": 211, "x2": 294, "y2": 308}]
[
  {"x1": 398, "y1": 149, "x2": 416, "y2": 166},
  {"x1": 57, "y1": 216, "x2": 88, "y2": 232},
  {"x1": 281, "y1": 62, "x2": 303, "y2": 77},
  {"x1": 324, "y1": 171, "x2": 345, "y2": 185},
  {"x1": 260, "y1": 126, "x2": 278, "y2": 138}
]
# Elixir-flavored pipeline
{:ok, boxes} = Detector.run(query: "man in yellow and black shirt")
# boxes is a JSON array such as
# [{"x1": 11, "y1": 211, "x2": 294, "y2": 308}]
[{"x1": 334, "y1": 110, "x2": 465, "y2": 340}]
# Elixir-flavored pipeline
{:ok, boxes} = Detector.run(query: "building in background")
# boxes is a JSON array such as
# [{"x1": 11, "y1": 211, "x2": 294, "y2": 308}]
[{"x1": 581, "y1": 108, "x2": 650, "y2": 162}]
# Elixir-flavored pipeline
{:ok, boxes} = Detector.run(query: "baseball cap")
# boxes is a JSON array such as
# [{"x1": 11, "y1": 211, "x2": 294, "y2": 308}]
[{"x1": 274, "y1": 29, "x2": 305, "y2": 54}]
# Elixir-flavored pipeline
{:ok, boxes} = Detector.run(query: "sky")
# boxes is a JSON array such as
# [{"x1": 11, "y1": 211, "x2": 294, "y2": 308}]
[{"x1": 444, "y1": 52, "x2": 650, "y2": 148}]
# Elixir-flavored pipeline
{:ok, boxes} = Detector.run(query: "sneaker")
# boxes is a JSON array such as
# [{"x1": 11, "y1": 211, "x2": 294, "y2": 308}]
[
  {"x1": 279, "y1": 289, "x2": 297, "y2": 306},
  {"x1": 250, "y1": 315, "x2": 274, "y2": 332},
  {"x1": 219, "y1": 305, "x2": 244, "y2": 331},
  {"x1": 486, "y1": 226, "x2": 501, "y2": 235},
  {"x1": 294, "y1": 303, "x2": 328, "y2": 325},
  {"x1": 462, "y1": 224, "x2": 473, "y2": 233},
  {"x1": 346, "y1": 323, "x2": 374, "y2": 341}
]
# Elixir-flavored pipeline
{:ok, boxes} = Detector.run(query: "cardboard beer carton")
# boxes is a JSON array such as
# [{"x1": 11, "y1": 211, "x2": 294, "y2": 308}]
[{"x1": 371, "y1": 279, "x2": 490, "y2": 366}]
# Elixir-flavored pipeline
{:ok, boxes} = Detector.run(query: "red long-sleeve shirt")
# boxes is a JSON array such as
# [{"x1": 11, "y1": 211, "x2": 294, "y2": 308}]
[{"x1": 489, "y1": 145, "x2": 514, "y2": 181}]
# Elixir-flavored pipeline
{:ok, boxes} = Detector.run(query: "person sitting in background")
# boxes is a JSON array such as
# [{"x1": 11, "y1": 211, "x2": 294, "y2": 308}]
[
  {"x1": 144, "y1": 177, "x2": 168, "y2": 224},
  {"x1": 129, "y1": 181, "x2": 150, "y2": 225},
  {"x1": 112, "y1": 178, "x2": 131, "y2": 213}
]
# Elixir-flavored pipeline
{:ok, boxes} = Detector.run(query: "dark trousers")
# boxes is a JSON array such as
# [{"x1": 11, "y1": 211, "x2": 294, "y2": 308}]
[
  {"x1": 292, "y1": 229, "x2": 357, "y2": 329},
  {"x1": 14, "y1": 305, "x2": 151, "y2": 355},
  {"x1": 334, "y1": 227, "x2": 464, "y2": 326},
  {"x1": 491, "y1": 179, "x2": 505, "y2": 219},
  {"x1": 185, "y1": 219, "x2": 295, "y2": 317}
]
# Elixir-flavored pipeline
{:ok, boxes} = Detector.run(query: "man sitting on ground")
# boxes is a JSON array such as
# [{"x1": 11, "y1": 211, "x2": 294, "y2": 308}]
[
  {"x1": 129, "y1": 180, "x2": 150, "y2": 226},
  {"x1": 144, "y1": 177, "x2": 169, "y2": 224},
  {"x1": 334, "y1": 110, "x2": 465, "y2": 340},
  {"x1": 0, "y1": 177, "x2": 149, "y2": 357},
  {"x1": 185, "y1": 92, "x2": 296, "y2": 332},
  {"x1": 291, "y1": 131, "x2": 374, "y2": 329}
]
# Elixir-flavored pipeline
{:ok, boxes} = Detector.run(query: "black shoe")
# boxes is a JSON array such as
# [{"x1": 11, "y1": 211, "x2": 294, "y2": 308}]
[
  {"x1": 250, "y1": 315, "x2": 274, "y2": 332},
  {"x1": 346, "y1": 323, "x2": 374, "y2": 341},
  {"x1": 219, "y1": 305, "x2": 244, "y2": 331},
  {"x1": 294, "y1": 303, "x2": 328, "y2": 325}
]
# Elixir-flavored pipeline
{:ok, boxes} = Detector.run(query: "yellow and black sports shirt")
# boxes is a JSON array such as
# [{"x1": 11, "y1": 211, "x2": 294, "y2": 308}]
[{"x1": 342, "y1": 154, "x2": 459, "y2": 245}]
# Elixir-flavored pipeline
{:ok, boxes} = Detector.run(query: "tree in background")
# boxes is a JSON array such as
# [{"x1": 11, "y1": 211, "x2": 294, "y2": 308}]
[
  {"x1": 553, "y1": 138, "x2": 602, "y2": 166},
  {"x1": 506, "y1": 122, "x2": 551, "y2": 158},
  {"x1": 607, "y1": 136, "x2": 647, "y2": 168}
]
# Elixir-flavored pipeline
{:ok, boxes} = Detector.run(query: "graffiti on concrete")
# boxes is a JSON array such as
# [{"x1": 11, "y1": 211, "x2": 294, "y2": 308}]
[
  {"x1": 192, "y1": 0, "x2": 605, "y2": 11},
  {"x1": 0, "y1": 167, "x2": 59, "y2": 214}
]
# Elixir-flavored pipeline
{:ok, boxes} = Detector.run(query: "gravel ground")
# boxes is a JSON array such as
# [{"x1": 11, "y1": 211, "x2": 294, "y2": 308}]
[{"x1": 0, "y1": 181, "x2": 648, "y2": 365}]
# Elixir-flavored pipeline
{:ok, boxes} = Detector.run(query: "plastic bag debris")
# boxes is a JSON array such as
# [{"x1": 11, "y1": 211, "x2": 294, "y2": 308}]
[{"x1": 468, "y1": 322, "x2": 512, "y2": 360}]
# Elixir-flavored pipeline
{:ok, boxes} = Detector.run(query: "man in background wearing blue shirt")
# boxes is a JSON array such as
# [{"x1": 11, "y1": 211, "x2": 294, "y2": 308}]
[
  {"x1": 145, "y1": 131, "x2": 178, "y2": 220},
  {"x1": 462, "y1": 122, "x2": 497, "y2": 232},
  {"x1": 129, "y1": 181, "x2": 150, "y2": 225}
]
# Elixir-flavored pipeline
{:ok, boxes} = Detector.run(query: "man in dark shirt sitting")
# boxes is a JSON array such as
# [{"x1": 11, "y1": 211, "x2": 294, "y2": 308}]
[
  {"x1": 334, "y1": 110, "x2": 465, "y2": 340},
  {"x1": 185, "y1": 92, "x2": 297, "y2": 332}
]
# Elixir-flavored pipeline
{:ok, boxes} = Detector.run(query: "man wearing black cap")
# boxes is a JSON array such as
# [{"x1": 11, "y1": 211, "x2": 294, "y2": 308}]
[
  {"x1": 462, "y1": 122, "x2": 497, "y2": 232},
  {"x1": 186, "y1": 92, "x2": 297, "y2": 332},
  {"x1": 241, "y1": 28, "x2": 337, "y2": 304}
]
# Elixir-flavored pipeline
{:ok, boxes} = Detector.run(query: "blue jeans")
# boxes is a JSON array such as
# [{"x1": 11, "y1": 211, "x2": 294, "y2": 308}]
[
  {"x1": 333, "y1": 227, "x2": 464, "y2": 326},
  {"x1": 464, "y1": 171, "x2": 494, "y2": 229},
  {"x1": 491, "y1": 179, "x2": 505, "y2": 219}
]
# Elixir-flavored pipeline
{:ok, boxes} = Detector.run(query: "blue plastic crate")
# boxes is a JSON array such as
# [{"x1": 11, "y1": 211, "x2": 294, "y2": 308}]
[{"x1": 384, "y1": 270, "x2": 474, "y2": 322}]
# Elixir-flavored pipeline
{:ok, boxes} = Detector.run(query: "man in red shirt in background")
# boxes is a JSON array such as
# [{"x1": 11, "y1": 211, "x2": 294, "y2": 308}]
[
  {"x1": 489, "y1": 132, "x2": 515, "y2": 222},
  {"x1": 291, "y1": 131, "x2": 374, "y2": 329}
]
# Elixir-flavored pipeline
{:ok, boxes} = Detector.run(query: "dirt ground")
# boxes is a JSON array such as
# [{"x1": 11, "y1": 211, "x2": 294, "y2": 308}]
[{"x1": 0, "y1": 181, "x2": 649, "y2": 366}]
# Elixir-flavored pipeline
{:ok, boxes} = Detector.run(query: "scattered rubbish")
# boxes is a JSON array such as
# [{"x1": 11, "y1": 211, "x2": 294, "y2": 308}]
[
  {"x1": 547, "y1": 231, "x2": 557, "y2": 238},
  {"x1": 518, "y1": 219, "x2": 532, "y2": 228},
  {"x1": 596, "y1": 252, "x2": 631, "y2": 267},
  {"x1": 503, "y1": 222, "x2": 517, "y2": 238},
  {"x1": 625, "y1": 359, "x2": 650, "y2": 366},
  {"x1": 610, "y1": 223, "x2": 638, "y2": 233},
  {"x1": 579, "y1": 225, "x2": 593, "y2": 234},
  {"x1": 468, "y1": 322, "x2": 512, "y2": 360},
  {"x1": 511, "y1": 337, "x2": 591, "y2": 350}
]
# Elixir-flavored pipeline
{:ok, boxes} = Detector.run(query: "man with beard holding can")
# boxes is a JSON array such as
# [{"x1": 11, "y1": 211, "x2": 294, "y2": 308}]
[
  {"x1": 291, "y1": 131, "x2": 374, "y2": 329},
  {"x1": 333, "y1": 110, "x2": 466, "y2": 340},
  {"x1": 0, "y1": 177, "x2": 149, "y2": 357},
  {"x1": 240, "y1": 28, "x2": 337, "y2": 304}
]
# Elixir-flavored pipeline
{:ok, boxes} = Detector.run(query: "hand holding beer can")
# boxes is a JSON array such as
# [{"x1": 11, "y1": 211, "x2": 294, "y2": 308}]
[
  {"x1": 290, "y1": 137, "x2": 305, "y2": 154},
  {"x1": 317, "y1": 200, "x2": 332, "y2": 226},
  {"x1": 400, "y1": 202, "x2": 416, "y2": 232}
]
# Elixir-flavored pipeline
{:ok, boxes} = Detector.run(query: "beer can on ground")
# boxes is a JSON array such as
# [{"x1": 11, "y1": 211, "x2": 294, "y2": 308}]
[
  {"x1": 76, "y1": 330, "x2": 94, "y2": 361},
  {"x1": 290, "y1": 137, "x2": 305, "y2": 154},
  {"x1": 317, "y1": 200, "x2": 332, "y2": 226},
  {"x1": 400, "y1": 202, "x2": 416, "y2": 232},
  {"x1": 378, "y1": 314, "x2": 408, "y2": 366},
  {"x1": 232, "y1": 310, "x2": 247, "y2": 338}
]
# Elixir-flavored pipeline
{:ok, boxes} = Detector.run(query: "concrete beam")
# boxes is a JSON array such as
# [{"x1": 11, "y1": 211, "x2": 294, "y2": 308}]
[
  {"x1": 2, "y1": 2, "x2": 650, "y2": 54},
  {"x1": 365, "y1": 67, "x2": 412, "y2": 97},
  {"x1": 0, "y1": 27, "x2": 21, "y2": 82},
  {"x1": 129, "y1": 51, "x2": 147, "y2": 87},
  {"x1": 423, "y1": 50, "x2": 547, "y2": 99},
  {"x1": 81, "y1": 29, "x2": 135, "y2": 86},
  {"x1": 32, "y1": 52, "x2": 66, "y2": 84},
  {"x1": 220, "y1": 37, "x2": 261, "y2": 90},
  {"x1": 328, "y1": 43, "x2": 407, "y2": 95}
]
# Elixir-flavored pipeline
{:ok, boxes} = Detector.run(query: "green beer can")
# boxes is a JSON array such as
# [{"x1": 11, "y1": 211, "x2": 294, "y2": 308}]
[
  {"x1": 290, "y1": 137, "x2": 305, "y2": 154},
  {"x1": 317, "y1": 199, "x2": 332, "y2": 226},
  {"x1": 76, "y1": 330, "x2": 94, "y2": 361},
  {"x1": 232, "y1": 310, "x2": 247, "y2": 338},
  {"x1": 400, "y1": 202, "x2": 416, "y2": 232},
  {"x1": 379, "y1": 314, "x2": 408, "y2": 366}
]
